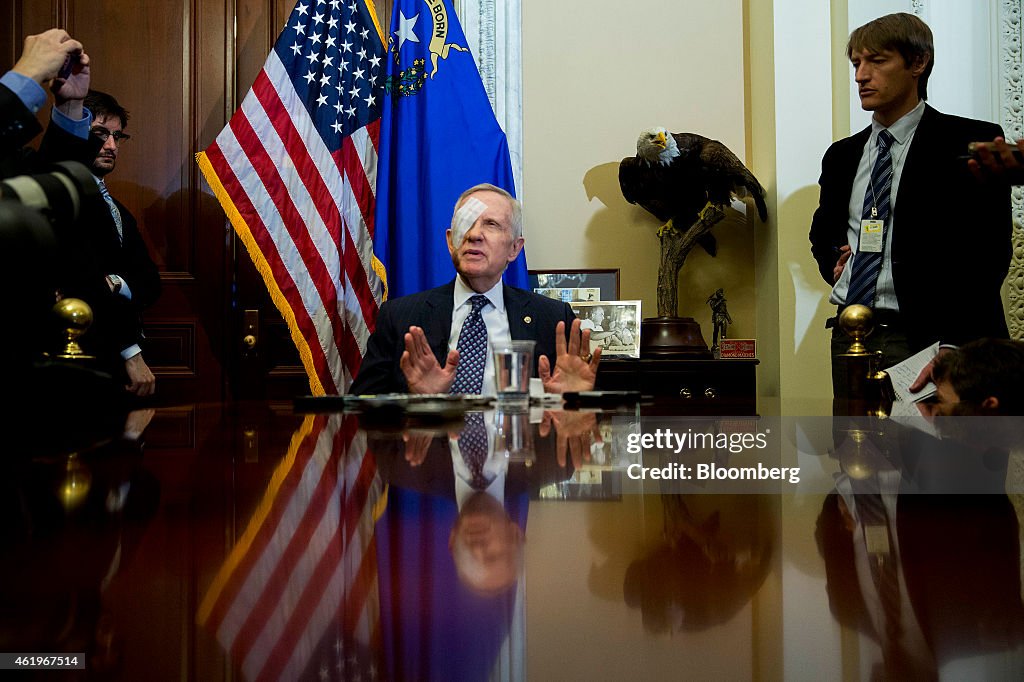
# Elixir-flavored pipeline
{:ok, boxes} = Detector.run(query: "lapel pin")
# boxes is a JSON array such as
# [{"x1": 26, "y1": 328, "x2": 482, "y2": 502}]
[{"x1": 523, "y1": 316, "x2": 532, "y2": 324}]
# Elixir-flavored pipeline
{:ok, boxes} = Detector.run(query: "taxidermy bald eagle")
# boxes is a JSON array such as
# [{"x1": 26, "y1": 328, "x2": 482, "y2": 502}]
[{"x1": 619, "y1": 127, "x2": 768, "y2": 317}]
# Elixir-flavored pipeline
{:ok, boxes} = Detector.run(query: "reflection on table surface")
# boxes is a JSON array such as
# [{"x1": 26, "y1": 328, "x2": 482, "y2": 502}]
[{"x1": 3, "y1": 402, "x2": 1024, "y2": 680}]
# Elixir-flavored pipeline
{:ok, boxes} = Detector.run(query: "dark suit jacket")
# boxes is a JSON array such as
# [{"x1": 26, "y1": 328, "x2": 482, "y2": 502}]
[
  {"x1": 809, "y1": 105, "x2": 1011, "y2": 348},
  {"x1": 88, "y1": 195, "x2": 161, "y2": 311},
  {"x1": 72, "y1": 193, "x2": 157, "y2": 368},
  {"x1": 51, "y1": 184, "x2": 161, "y2": 374},
  {"x1": 351, "y1": 279, "x2": 576, "y2": 394},
  {"x1": 0, "y1": 83, "x2": 43, "y2": 177}
]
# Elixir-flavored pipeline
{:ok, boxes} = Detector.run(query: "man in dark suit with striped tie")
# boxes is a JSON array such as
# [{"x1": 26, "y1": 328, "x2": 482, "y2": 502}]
[
  {"x1": 54, "y1": 90, "x2": 161, "y2": 396},
  {"x1": 351, "y1": 183, "x2": 600, "y2": 396},
  {"x1": 809, "y1": 13, "x2": 1012, "y2": 398}
]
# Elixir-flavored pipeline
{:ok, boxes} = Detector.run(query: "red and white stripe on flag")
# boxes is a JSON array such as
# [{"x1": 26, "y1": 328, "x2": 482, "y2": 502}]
[
  {"x1": 197, "y1": 0, "x2": 388, "y2": 395},
  {"x1": 197, "y1": 414, "x2": 386, "y2": 680}
]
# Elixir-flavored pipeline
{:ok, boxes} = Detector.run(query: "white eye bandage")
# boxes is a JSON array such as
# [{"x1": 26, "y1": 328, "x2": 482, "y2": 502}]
[{"x1": 451, "y1": 197, "x2": 487, "y2": 247}]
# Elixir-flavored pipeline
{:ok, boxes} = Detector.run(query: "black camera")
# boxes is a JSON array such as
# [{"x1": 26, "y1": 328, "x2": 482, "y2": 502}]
[
  {"x1": 0, "y1": 161, "x2": 102, "y2": 362},
  {"x1": 0, "y1": 160, "x2": 99, "y2": 228}
]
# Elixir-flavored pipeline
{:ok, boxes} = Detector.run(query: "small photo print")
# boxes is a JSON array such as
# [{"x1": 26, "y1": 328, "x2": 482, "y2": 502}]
[
  {"x1": 528, "y1": 269, "x2": 619, "y2": 300},
  {"x1": 533, "y1": 287, "x2": 601, "y2": 302},
  {"x1": 570, "y1": 300, "x2": 642, "y2": 358}
]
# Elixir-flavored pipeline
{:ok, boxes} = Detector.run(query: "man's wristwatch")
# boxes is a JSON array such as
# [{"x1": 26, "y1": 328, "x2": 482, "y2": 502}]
[{"x1": 108, "y1": 274, "x2": 123, "y2": 294}]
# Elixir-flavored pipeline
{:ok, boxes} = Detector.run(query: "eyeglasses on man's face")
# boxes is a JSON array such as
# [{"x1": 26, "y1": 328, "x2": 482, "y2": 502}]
[{"x1": 90, "y1": 126, "x2": 131, "y2": 144}]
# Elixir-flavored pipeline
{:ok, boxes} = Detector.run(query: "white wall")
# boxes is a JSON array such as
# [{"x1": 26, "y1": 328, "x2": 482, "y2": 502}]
[
  {"x1": 521, "y1": 0, "x2": 754, "y2": 346},
  {"x1": 762, "y1": 0, "x2": 849, "y2": 674},
  {"x1": 765, "y1": 0, "x2": 840, "y2": 414},
  {"x1": 764, "y1": 0, "x2": 1005, "y2": 411},
  {"x1": 521, "y1": 0, "x2": 1004, "y2": 411},
  {"x1": 847, "y1": 1, "x2": 999, "y2": 133},
  {"x1": 519, "y1": 2, "x2": 1013, "y2": 679}
]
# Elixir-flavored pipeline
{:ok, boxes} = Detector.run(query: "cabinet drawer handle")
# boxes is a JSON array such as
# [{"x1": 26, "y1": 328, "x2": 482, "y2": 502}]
[
  {"x1": 679, "y1": 387, "x2": 693, "y2": 399},
  {"x1": 704, "y1": 387, "x2": 718, "y2": 399}
]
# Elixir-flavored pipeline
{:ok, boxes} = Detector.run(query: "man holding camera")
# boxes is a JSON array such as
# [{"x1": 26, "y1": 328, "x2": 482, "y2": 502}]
[
  {"x1": 1, "y1": 29, "x2": 97, "y2": 177},
  {"x1": 3, "y1": 31, "x2": 160, "y2": 397}
]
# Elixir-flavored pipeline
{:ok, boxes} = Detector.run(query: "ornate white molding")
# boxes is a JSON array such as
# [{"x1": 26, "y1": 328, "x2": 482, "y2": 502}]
[
  {"x1": 457, "y1": 0, "x2": 524, "y2": 200},
  {"x1": 1000, "y1": 0, "x2": 1024, "y2": 338},
  {"x1": 911, "y1": 0, "x2": 925, "y2": 17}
]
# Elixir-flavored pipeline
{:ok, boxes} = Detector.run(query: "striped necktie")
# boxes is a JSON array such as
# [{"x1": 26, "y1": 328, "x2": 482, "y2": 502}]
[
  {"x1": 450, "y1": 294, "x2": 490, "y2": 395},
  {"x1": 97, "y1": 178, "x2": 124, "y2": 244},
  {"x1": 846, "y1": 129, "x2": 895, "y2": 307}
]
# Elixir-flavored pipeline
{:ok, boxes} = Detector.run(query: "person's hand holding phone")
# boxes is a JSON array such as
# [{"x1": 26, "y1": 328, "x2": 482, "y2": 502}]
[
  {"x1": 967, "y1": 137, "x2": 1024, "y2": 185},
  {"x1": 11, "y1": 29, "x2": 83, "y2": 86},
  {"x1": 51, "y1": 46, "x2": 90, "y2": 112}
]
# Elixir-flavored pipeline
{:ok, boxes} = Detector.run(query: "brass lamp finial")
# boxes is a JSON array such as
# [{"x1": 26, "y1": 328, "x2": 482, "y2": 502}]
[
  {"x1": 838, "y1": 304, "x2": 873, "y2": 356},
  {"x1": 52, "y1": 298, "x2": 95, "y2": 360}
]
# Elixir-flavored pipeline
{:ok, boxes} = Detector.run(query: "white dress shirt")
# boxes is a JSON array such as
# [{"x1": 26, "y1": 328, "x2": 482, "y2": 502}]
[
  {"x1": 448, "y1": 276, "x2": 512, "y2": 396},
  {"x1": 831, "y1": 99, "x2": 926, "y2": 310}
]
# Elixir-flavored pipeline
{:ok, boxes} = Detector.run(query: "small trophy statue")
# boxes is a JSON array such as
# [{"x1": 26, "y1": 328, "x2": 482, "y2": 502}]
[{"x1": 706, "y1": 288, "x2": 732, "y2": 358}]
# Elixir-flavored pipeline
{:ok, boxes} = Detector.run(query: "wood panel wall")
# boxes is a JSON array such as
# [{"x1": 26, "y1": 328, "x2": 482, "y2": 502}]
[{"x1": 2, "y1": 0, "x2": 395, "y2": 403}]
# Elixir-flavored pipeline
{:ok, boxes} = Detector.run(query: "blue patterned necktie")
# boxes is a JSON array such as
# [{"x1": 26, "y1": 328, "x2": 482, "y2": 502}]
[
  {"x1": 459, "y1": 412, "x2": 491, "y2": 489},
  {"x1": 846, "y1": 129, "x2": 895, "y2": 307},
  {"x1": 97, "y1": 178, "x2": 124, "y2": 244},
  {"x1": 450, "y1": 294, "x2": 490, "y2": 395}
]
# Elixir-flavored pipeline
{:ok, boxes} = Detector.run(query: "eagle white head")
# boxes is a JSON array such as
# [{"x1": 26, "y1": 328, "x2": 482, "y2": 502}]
[{"x1": 636, "y1": 127, "x2": 680, "y2": 166}]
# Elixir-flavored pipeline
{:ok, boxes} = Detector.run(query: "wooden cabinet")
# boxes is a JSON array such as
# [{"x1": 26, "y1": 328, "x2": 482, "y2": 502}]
[{"x1": 595, "y1": 358, "x2": 758, "y2": 415}]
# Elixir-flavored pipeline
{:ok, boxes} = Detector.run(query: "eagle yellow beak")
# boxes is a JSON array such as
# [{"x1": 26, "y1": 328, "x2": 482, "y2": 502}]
[{"x1": 655, "y1": 131, "x2": 667, "y2": 148}]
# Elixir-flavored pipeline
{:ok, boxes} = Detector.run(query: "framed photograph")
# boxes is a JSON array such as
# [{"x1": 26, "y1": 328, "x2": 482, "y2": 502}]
[
  {"x1": 570, "y1": 300, "x2": 642, "y2": 358},
  {"x1": 528, "y1": 269, "x2": 619, "y2": 300},
  {"x1": 532, "y1": 286, "x2": 601, "y2": 302}
]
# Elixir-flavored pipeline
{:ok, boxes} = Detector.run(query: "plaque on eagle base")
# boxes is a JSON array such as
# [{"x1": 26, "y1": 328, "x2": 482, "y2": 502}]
[{"x1": 639, "y1": 316, "x2": 712, "y2": 359}]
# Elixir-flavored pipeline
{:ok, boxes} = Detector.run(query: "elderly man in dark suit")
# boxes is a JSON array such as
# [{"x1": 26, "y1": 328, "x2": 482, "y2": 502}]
[
  {"x1": 351, "y1": 183, "x2": 600, "y2": 395},
  {"x1": 808, "y1": 13, "x2": 1012, "y2": 398}
]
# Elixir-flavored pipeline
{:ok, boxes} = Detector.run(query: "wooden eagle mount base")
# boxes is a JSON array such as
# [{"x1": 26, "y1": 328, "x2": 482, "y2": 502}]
[
  {"x1": 639, "y1": 316, "x2": 711, "y2": 358},
  {"x1": 640, "y1": 204, "x2": 726, "y2": 359}
]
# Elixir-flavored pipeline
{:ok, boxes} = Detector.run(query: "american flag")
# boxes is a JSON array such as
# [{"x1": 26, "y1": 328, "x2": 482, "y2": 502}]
[
  {"x1": 197, "y1": 0, "x2": 388, "y2": 395},
  {"x1": 197, "y1": 414, "x2": 386, "y2": 681}
]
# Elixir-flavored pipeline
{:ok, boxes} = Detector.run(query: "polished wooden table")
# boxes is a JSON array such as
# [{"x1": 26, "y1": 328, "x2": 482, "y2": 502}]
[{"x1": 2, "y1": 402, "x2": 1022, "y2": 680}]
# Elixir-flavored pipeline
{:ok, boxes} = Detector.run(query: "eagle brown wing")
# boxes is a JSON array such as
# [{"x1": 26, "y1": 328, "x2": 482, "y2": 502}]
[
  {"x1": 619, "y1": 156, "x2": 676, "y2": 222},
  {"x1": 697, "y1": 139, "x2": 768, "y2": 222},
  {"x1": 619, "y1": 151, "x2": 721, "y2": 256}
]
